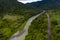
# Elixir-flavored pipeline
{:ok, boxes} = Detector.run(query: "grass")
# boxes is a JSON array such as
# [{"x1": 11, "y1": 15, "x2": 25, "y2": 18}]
[
  {"x1": 0, "y1": 14, "x2": 27, "y2": 40},
  {"x1": 3, "y1": 14, "x2": 24, "y2": 21},
  {"x1": 25, "y1": 10, "x2": 60, "y2": 40}
]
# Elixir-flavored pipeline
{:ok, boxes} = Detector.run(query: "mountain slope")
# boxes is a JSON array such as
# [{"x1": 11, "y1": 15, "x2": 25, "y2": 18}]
[
  {"x1": 25, "y1": 0, "x2": 60, "y2": 40},
  {"x1": 0, "y1": 0, "x2": 41, "y2": 40},
  {"x1": 26, "y1": 0, "x2": 60, "y2": 10}
]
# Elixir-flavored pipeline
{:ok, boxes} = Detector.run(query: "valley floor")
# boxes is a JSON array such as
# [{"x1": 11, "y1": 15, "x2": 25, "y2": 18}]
[{"x1": 25, "y1": 10, "x2": 60, "y2": 40}]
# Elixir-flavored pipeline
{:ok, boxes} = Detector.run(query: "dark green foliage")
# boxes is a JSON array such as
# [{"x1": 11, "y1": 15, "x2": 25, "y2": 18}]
[
  {"x1": 0, "y1": 0, "x2": 41, "y2": 40},
  {"x1": 26, "y1": 0, "x2": 60, "y2": 10},
  {"x1": 51, "y1": 20, "x2": 58, "y2": 25},
  {"x1": 25, "y1": 14, "x2": 48, "y2": 40},
  {"x1": 0, "y1": 0, "x2": 60, "y2": 40},
  {"x1": 25, "y1": 11, "x2": 60, "y2": 40}
]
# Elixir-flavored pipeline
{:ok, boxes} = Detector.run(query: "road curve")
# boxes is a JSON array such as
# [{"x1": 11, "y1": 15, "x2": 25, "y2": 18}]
[{"x1": 9, "y1": 11, "x2": 45, "y2": 40}]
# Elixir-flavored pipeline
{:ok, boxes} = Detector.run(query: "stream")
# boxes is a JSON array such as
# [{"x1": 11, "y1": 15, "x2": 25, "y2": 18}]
[{"x1": 9, "y1": 11, "x2": 45, "y2": 40}]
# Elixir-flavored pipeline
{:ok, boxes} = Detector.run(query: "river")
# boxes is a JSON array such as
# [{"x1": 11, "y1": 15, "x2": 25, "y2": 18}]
[{"x1": 9, "y1": 11, "x2": 45, "y2": 40}]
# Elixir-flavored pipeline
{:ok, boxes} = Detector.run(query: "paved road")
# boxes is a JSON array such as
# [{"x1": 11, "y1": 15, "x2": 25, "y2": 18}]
[{"x1": 9, "y1": 11, "x2": 45, "y2": 40}]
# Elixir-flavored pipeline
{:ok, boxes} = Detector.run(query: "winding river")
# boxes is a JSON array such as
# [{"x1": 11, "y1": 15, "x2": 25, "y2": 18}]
[{"x1": 9, "y1": 11, "x2": 45, "y2": 40}]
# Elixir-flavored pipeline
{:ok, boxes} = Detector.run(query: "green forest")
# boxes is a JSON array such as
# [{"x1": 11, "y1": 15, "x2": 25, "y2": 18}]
[
  {"x1": 25, "y1": 10, "x2": 60, "y2": 40},
  {"x1": 0, "y1": 0, "x2": 40, "y2": 40},
  {"x1": 0, "y1": 0, "x2": 60, "y2": 40}
]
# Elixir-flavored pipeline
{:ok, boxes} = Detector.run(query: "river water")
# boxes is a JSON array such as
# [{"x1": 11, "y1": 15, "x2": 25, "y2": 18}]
[{"x1": 9, "y1": 11, "x2": 45, "y2": 40}]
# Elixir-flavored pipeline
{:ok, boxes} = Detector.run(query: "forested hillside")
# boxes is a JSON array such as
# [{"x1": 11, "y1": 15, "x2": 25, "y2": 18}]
[
  {"x1": 0, "y1": 0, "x2": 41, "y2": 40},
  {"x1": 25, "y1": 0, "x2": 60, "y2": 40},
  {"x1": 0, "y1": 0, "x2": 60, "y2": 40},
  {"x1": 26, "y1": 0, "x2": 60, "y2": 10}
]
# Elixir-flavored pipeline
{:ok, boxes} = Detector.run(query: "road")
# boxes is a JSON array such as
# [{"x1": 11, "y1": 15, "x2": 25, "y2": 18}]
[
  {"x1": 46, "y1": 13, "x2": 51, "y2": 40},
  {"x1": 9, "y1": 11, "x2": 45, "y2": 40}
]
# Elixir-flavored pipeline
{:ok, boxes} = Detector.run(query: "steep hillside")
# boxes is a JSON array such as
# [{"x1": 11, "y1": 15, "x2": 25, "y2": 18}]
[
  {"x1": 0, "y1": 0, "x2": 40, "y2": 15},
  {"x1": 0, "y1": 0, "x2": 41, "y2": 40},
  {"x1": 25, "y1": 0, "x2": 60, "y2": 40},
  {"x1": 26, "y1": 0, "x2": 60, "y2": 10}
]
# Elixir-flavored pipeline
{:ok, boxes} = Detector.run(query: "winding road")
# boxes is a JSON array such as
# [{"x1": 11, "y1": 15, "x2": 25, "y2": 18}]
[{"x1": 9, "y1": 11, "x2": 45, "y2": 40}]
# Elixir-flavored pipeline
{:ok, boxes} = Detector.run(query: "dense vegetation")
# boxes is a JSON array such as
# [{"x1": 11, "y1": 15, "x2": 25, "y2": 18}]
[
  {"x1": 0, "y1": 0, "x2": 41, "y2": 40},
  {"x1": 25, "y1": 0, "x2": 60, "y2": 40},
  {"x1": 0, "y1": 0, "x2": 60, "y2": 40},
  {"x1": 26, "y1": 0, "x2": 60, "y2": 10},
  {"x1": 25, "y1": 10, "x2": 60, "y2": 40}
]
